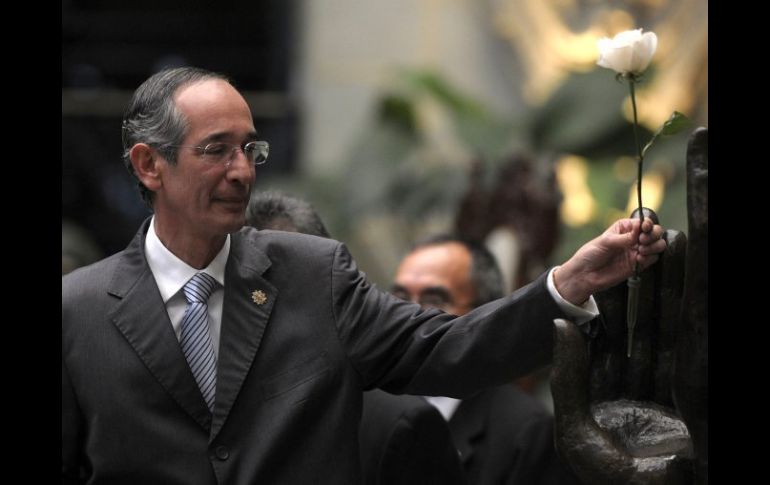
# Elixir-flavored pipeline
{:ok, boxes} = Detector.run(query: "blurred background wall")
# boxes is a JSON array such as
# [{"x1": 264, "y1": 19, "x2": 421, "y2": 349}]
[{"x1": 62, "y1": 0, "x2": 707, "y2": 289}]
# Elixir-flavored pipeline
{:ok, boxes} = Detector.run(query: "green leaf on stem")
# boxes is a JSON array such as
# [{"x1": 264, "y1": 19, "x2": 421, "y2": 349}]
[{"x1": 642, "y1": 111, "x2": 691, "y2": 158}]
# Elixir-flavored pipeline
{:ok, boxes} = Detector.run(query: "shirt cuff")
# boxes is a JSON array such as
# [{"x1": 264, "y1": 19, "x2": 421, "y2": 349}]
[{"x1": 546, "y1": 266, "x2": 599, "y2": 326}]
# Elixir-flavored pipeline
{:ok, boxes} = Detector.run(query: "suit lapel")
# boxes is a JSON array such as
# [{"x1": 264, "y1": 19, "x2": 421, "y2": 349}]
[
  {"x1": 108, "y1": 221, "x2": 213, "y2": 431},
  {"x1": 210, "y1": 232, "x2": 276, "y2": 440},
  {"x1": 448, "y1": 392, "x2": 489, "y2": 468}
]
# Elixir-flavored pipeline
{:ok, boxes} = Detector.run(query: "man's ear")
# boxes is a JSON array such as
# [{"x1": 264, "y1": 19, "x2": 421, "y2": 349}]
[{"x1": 129, "y1": 143, "x2": 163, "y2": 192}]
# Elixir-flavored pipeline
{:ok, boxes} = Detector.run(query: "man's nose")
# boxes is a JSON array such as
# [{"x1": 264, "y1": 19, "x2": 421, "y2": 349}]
[{"x1": 226, "y1": 149, "x2": 255, "y2": 183}]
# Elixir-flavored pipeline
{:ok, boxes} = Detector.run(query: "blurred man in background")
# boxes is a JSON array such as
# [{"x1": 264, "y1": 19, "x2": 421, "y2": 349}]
[{"x1": 392, "y1": 236, "x2": 579, "y2": 484}]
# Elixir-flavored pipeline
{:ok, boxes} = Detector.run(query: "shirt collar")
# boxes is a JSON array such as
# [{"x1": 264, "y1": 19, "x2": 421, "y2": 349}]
[
  {"x1": 424, "y1": 396, "x2": 462, "y2": 421},
  {"x1": 145, "y1": 215, "x2": 230, "y2": 303}
]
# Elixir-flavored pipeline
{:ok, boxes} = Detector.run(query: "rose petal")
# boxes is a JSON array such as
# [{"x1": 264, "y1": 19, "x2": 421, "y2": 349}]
[{"x1": 596, "y1": 29, "x2": 657, "y2": 75}]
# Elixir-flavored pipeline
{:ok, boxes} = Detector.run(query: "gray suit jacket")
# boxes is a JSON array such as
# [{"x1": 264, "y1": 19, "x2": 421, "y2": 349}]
[{"x1": 62, "y1": 220, "x2": 563, "y2": 484}]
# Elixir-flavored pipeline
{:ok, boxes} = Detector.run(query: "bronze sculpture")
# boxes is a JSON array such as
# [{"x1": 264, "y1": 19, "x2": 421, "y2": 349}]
[{"x1": 551, "y1": 127, "x2": 708, "y2": 484}]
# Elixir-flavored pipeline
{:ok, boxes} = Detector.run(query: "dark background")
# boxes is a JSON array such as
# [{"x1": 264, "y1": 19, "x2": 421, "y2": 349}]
[{"x1": 62, "y1": 0, "x2": 299, "y2": 255}]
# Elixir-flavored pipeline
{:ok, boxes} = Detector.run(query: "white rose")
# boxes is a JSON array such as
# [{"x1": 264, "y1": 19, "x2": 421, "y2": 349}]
[{"x1": 597, "y1": 29, "x2": 658, "y2": 76}]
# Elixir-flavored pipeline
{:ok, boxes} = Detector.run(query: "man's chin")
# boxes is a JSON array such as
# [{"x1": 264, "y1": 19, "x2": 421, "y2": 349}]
[
  {"x1": 215, "y1": 212, "x2": 247, "y2": 234},
  {"x1": 227, "y1": 219, "x2": 247, "y2": 234}
]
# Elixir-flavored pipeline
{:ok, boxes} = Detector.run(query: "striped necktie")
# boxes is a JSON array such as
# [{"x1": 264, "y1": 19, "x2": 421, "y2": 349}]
[{"x1": 180, "y1": 272, "x2": 219, "y2": 412}]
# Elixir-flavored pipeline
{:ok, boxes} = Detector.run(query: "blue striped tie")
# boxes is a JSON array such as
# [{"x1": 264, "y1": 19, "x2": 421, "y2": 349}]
[{"x1": 180, "y1": 272, "x2": 219, "y2": 412}]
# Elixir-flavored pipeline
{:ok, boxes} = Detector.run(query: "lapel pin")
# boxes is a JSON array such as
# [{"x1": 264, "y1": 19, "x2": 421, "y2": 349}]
[{"x1": 251, "y1": 290, "x2": 267, "y2": 305}]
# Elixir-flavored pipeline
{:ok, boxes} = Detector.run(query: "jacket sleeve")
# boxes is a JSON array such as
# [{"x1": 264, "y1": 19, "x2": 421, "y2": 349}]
[{"x1": 330, "y1": 242, "x2": 565, "y2": 397}]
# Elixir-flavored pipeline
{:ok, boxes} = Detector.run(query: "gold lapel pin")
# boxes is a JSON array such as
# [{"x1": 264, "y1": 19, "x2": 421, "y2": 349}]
[{"x1": 251, "y1": 290, "x2": 267, "y2": 305}]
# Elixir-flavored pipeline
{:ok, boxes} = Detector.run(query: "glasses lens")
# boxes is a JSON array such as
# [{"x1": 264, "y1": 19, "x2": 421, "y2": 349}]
[
  {"x1": 245, "y1": 141, "x2": 270, "y2": 165},
  {"x1": 201, "y1": 143, "x2": 230, "y2": 164}
]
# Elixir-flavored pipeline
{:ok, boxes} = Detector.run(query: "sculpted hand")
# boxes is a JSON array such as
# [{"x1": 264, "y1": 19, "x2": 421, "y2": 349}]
[
  {"x1": 549, "y1": 128, "x2": 708, "y2": 485},
  {"x1": 549, "y1": 226, "x2": 693, "y2": 485}
]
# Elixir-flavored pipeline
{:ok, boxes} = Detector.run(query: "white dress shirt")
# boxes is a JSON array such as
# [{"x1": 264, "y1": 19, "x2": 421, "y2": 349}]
[
  {"x1": 424, "y1": 396, "x2": 462, "y2": 421},
  {"x1": 144, "y1": 216, "x2": 229, "y2": 358}
]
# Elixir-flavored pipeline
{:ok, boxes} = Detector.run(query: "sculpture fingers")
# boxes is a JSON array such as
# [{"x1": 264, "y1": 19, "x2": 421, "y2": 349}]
[
  {"x1": 651, "y1": 229, "x2": 686, "y2": 406},
  {"x1": 673, "y1": 126, "x2": 708, "y2": 484}
]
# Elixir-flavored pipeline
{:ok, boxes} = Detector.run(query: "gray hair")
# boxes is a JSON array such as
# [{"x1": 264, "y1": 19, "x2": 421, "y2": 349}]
[
  {"x1": 246, "y1": 191, "x2": 331, "y2": 239},
  {"x1": 413, "y1": 234, "x2": 504, "y2": 306},
  {"x1": 121, "y1": 67, "x2": 230, "y2": 206}
]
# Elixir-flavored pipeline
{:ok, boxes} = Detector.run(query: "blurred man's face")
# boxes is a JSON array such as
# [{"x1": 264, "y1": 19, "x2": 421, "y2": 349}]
[{"x1": 391, "y1": 242, "x2": 476, "y2": 316}]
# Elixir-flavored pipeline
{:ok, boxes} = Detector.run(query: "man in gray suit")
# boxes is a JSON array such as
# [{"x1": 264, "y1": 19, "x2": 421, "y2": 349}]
[{"x1": 62, "y1": 66, "x2": 666, "y2": 484}]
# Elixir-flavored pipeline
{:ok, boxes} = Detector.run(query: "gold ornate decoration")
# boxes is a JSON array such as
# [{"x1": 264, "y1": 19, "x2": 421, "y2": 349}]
[{"x1": 251, "y1": 290, "x2": 267, "y2": 305}]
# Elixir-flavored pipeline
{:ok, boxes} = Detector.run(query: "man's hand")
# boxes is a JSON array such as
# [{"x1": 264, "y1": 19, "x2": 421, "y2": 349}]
[{"x1": 554, "y1": 217, "x2": 666, "y2": 306}]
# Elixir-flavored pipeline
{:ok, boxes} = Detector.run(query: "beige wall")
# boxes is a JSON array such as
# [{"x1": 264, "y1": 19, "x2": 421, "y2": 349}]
[{"x1": 296, "y1": 0, "x2": 523, "y2": 174}]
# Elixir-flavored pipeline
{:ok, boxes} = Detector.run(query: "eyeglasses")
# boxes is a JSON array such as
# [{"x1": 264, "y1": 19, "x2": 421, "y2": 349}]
[{"x1": 169, "y1": 141, "x2": 269, "y2": 166}]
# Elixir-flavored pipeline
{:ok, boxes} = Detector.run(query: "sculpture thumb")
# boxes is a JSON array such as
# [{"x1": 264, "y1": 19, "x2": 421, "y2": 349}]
[
  {"x1": 551, "y1": 319, "x2": 636, "y2": 484},
  {"x1": 550, "y1": 319, "x2": 591, "y2": 420}
]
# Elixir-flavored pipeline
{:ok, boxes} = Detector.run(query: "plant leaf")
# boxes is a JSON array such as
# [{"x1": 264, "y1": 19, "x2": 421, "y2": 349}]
[
  {"x1": 642, "y1": 111, "x2": 691, "y2": 158},
  {"x1": 659, "y1": 111, "x2": 691, "y2": 136}
]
